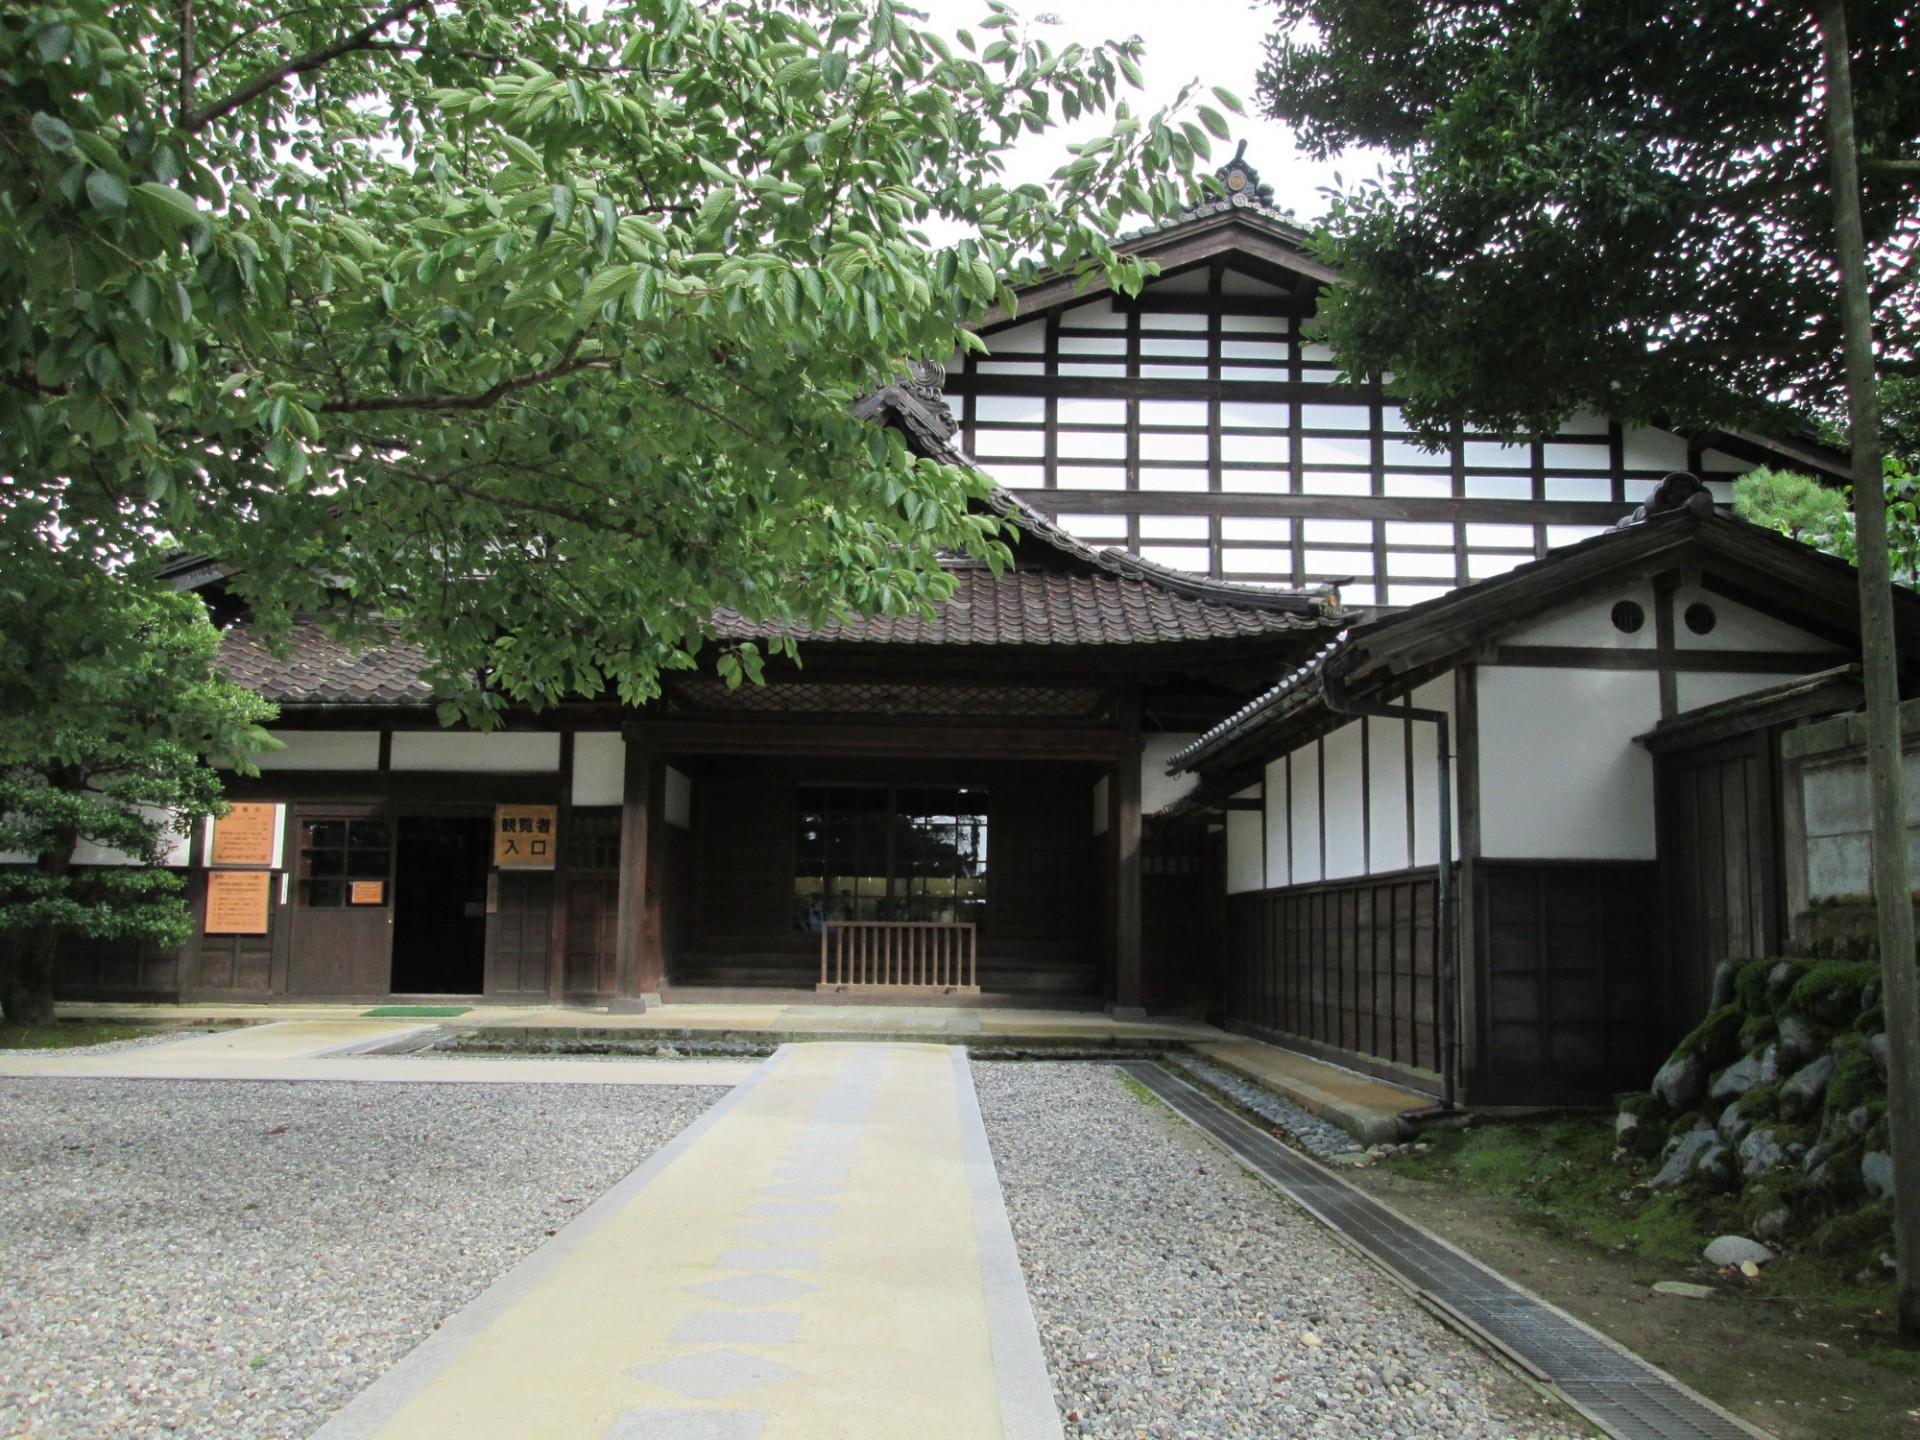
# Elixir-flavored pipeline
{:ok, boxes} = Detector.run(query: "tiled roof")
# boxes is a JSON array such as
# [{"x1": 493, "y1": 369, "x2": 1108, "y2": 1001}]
[
  {"x1": 711, "y1": 567, "x2": 1340, "y2": 650},
  {"x1": 220, "y1": 621, "x2": 436, "y2": 706}
]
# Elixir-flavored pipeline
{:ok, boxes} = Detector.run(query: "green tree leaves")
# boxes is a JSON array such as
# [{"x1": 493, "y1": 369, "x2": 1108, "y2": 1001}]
[
  {"x1": 1257, "y1": 0, "x2": 1919, "y2": 444},
  {"x1": 1, "y1": 0, "x2": 1217, "y2": 726}
]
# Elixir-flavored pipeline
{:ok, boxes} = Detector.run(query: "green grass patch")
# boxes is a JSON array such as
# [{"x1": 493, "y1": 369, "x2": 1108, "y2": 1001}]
[
  {"x1": 362, "y1": 1005, "x2": 471, "y2": 1017},
  {"x1": 0, "y1": 1020, "x2": 160, "y2": 1050},
  {"x1": 1393, "y1": 1114, "x2": 1905, "y2": 1321}
]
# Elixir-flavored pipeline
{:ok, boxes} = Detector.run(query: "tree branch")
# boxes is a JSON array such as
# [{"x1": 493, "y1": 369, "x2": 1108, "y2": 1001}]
[
  {"x1": 314, "y1": 346, "x2": 611, "y2": 415},
  {"x1": 1865, "y1": 158, "x2": 1920, "y2": 176},
  {"x1": 181, "y1": 0, "x2": 436, "y2": 133},
  {"x1": 179, "y1": 0, "x2": 195, "y2": 127}
]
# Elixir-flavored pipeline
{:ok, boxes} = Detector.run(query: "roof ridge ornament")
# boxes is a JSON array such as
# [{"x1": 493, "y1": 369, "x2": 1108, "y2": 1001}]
[{"x1": 1216, "y1": 140, "x2": 1274, "y2": 206}]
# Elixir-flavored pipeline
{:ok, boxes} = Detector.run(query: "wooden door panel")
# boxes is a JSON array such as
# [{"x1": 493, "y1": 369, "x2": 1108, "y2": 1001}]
[{"x1": 488, "y1": 871, "x2": 553, "y2": 997}]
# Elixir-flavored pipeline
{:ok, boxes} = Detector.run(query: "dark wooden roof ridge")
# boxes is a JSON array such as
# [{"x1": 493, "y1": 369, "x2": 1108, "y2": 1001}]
[{"x1": 1167, "y1": 504, "x2": 1920, "y2": 776}]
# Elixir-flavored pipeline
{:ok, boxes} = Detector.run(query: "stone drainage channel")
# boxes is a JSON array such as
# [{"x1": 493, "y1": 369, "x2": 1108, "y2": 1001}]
[
  {"x1": 1118, "y1": 1062, "x2": 1769, "y2": 1440},
  {"x1": 367, "y1": 1028, "x2": 1768, "y2": 1440}
]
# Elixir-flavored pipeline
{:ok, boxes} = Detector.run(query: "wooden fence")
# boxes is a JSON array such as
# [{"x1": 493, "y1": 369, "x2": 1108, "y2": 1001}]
[{"x1": 818, "y1": 920, "x2": 979, "y2": 993}]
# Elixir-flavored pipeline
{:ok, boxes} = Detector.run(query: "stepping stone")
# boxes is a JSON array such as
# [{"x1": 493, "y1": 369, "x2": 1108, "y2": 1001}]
[
  {"x1": 755, "y1": 1181, "x2": 843, "y2": 1199},
  {"x1": 686, "y1": 1273, "x2": 821, "y2": 1308},
  {"x1": 733, "y1": 1220, "x2": 833, "y2": 1245},
  {"x1": 671, "y1": 1310, "x2": 802, "y2": 1344},
  {"x1": 747, "y1": 1200, "x2": 835, "y2": 1220},
  {"x1": 714, "y1": 1246, "x2": 820, "y2": 1272},
  {"x1": 626, "y1": 1348, "x2": 801, "y2": 1400},
  {"x1": 605, "y1": 1409, "x2": 764, "y2": 1440},
  {"x1": 772, "y1": 1165, "x2": 849, "y2": 1183}
]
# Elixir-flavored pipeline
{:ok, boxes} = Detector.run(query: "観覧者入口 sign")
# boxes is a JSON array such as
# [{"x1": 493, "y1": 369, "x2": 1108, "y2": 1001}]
[{"x1": 493, "y1": 805, "x2": 558, "y2": 869}]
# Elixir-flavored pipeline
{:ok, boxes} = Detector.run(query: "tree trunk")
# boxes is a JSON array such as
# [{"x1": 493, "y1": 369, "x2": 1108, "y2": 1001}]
[
  {"x1": 0, "y1": 828, "x2": 76, "y2": 1027},
  {"x1": 0, "y1": 925, "x2": 60, "y2": 1027},
  {"x1": 1815, "y1": 0, "x2": 1920, "y2": 1342}
]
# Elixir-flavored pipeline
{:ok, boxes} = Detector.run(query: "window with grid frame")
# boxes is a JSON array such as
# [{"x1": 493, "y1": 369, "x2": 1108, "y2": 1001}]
[{"x1": 793, "y1": 786, "x2": 987, "y2": 932}]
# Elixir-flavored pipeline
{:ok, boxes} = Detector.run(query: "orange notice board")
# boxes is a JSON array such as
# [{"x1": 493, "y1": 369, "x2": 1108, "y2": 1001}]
[
  {"x1": 209, "y1": 803, "x2": 280, "y2": 867},
  {"x1": 204, "y1": 870, "x2": 272, "y2": 934},
  {"x1": 493, "y1": 804, "x2": 558, "y2": 869}
]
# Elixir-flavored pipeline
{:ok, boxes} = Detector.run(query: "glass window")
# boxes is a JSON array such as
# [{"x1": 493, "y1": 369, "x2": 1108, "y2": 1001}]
[
  {"x1": 794, "y1": 786, "x2": 987, "y2": 932},
  {"x1": 298, "y1": 817, "x2": 392, "y2": 907},
  {"x1": 568, "y1": 809, "x2": 621, "y2": 872}
]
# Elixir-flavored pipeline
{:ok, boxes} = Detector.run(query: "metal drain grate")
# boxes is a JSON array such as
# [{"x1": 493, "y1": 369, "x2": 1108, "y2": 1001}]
[{"x1": 1118, "y1": 1061, "x2": 1768, "y2": 1440}]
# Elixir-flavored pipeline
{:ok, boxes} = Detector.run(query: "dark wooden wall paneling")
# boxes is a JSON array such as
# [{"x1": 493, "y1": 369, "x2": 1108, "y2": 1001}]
[
  {"x1": 1473, "y1": 861, "x2": 1665, "y2": 1104},
  {"x1": 1222, "y1": 870, "x2": 1439, "y2": 1074},
  {"x1": 487, "y1": 872, "x2": 552, "y2": 997},
  {"x1": 1655, "y1": 733, "x2": 1781, "y2": 1025}
]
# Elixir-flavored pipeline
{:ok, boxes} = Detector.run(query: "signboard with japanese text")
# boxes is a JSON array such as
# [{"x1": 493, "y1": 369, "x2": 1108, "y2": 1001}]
[
  {"x1": 204, "y1": 870, "x2": 273, "y2": 934},
  {"x1": 493, "y1": 804, "x2": 558, "y2": 869},
  {"x1": 208, "y1": 803, "x2": 283, "y2": 867},
  {"x1": 349, "y1": 880, "x2": 386, "y2": 906}
]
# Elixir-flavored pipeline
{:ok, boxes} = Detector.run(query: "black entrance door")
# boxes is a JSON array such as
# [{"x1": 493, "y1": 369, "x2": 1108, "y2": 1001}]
[{"x1": 391, "y1": 816, "x2": 492, "y2": 994}]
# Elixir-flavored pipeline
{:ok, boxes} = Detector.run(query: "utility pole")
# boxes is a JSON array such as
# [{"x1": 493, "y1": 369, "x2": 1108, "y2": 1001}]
[{"x1": 1815, "y1": 0, "x2": 1920, "y2": 1341}]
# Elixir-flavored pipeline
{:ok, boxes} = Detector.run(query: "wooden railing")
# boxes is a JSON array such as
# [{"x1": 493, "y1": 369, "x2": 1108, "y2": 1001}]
[{"x1": 818, "y1": 921, "x2": 979, "y2": 994}]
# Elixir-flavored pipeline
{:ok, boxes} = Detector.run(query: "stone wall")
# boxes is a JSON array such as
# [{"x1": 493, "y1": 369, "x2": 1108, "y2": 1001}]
[{"x1": 1782, "y1": 696, "x2": 1920, "y2": 952}]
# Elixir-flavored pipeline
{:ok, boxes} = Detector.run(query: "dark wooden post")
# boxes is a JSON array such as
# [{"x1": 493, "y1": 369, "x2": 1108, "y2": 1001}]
[
  {"x1": 611, "y1": 733, "x2": 653, "y2": 1014},
  {"x1": 1111, "y1": 692, "x2": 1145, "y2": 1018}
]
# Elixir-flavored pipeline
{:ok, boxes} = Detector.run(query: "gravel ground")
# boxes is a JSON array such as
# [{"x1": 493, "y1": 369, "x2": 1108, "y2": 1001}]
[
  {"x1": 0, "y1": 1078, "x2": 720, "y2": 1440},
  {"x1": 976, "y1": 1063, "x2": 1583, "y2": 1440},
  {"x1": 1162, "y1": 1054, "x2": 1362, "y2": 1158}
]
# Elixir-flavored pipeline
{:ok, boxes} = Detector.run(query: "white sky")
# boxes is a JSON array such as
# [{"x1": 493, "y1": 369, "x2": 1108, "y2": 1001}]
[{"x1": 912, "y1": 0, "x2": 1385, "y2": 227}]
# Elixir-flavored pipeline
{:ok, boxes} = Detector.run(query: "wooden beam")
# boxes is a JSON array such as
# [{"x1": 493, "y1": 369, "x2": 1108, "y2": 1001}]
[
  {"x1": 1491, "y1": 645, "x2": 1847, "y2": 673},
  {"x1": 1006, "y1": 486, "x2": 1630, "y2": 527},
  {"x1": 1111, "y1": 690, "x2": 1145, "y2": 1017},
  {"x1": 611, "y1": 733, "x2": 653, "y2": 1014},
  {"x1": 627, "y1": 719, "x2": 1132, "y2": 762}
]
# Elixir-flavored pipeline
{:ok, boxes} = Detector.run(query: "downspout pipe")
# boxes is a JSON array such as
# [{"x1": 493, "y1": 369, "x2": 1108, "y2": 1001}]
[{"x1": 1320, "y1": 666, "x2": 1460, "y2": 1116}]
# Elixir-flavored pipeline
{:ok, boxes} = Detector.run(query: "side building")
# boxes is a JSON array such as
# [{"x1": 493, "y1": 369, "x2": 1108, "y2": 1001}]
[{"x1": 1167, "y1": 487, "x2": 1919, "y2": 1104}]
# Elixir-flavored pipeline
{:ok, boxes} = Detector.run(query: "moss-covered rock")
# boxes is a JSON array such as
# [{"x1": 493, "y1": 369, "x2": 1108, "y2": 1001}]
[
  {"x1": 1733, "y1": 956, "x2": 1776, "y2": 1013},
  {"x1": 1675, "y1": 1003, "x2": 1745, "y2": 1069},
  {"x1": 1827, "y1": 1031, "x2": 1879, "y2": 1117},
  {"x1": 1811, "y1": 1200, "x2": 1894, "y2": 1264},
  {"x1": 1738, "y1": 1012, "x2": 1778, "y2": 1052},
  {"x1": 1736, "y1": 1081, "x2": 1779, "y2": 1119},
  {"x1": 1786, "y1": 960, "x2": 1881, "y2": 1027}
]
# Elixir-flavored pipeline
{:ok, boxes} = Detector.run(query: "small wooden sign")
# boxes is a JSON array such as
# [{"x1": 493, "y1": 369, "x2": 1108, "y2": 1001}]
[
  {"x1": 493, "y1": 804, "x2": 558, "y2": 869},
  {"x1": 209, "y1": 803, "x2": 281, "y2": 867},
  {"x1": 204, "y1": 870, "x2": 272, "y2": 934},
  {"x1": 349, "y1": 880, "x2": 386, "y2": 906}
]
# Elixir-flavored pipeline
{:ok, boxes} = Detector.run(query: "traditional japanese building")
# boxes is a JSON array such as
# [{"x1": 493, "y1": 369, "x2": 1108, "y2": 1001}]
[{"x1": 49, "y1": 152, "x2": 1902, "y2": 1109}]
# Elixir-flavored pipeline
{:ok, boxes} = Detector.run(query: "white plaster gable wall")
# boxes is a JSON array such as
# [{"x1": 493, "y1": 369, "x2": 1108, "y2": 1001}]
[
  {"x1": 69, "y1": 804, "x2": 194, "y2": 867},
  {"x1": 1671, "y1": 586, "x2": 1844, "y2": 653},
  {"x1": 1504, "y1": 584, "x2": 1657, "y2": 649},
  {"x1": 1675, "y1": 672, "x2": 1798, "y2": 714},
  {"x1": 1476, "y1": 666, "x2": 1661, "y2": 859},
  {"x1": 1226, "y1": 809, "x2": 1264, "y2": 894},
  {"x1": 571, "y1": 732, "x2": 625, "y2": 806},
  {"x1": 1091, "y1": 775, "x2": 1109, "y2": 837},
  {"x1": 1141, "y1": 733, "x2": 1202, "y2": 814},
  {"x1": 250, "y1": 730, "x2": 381, "y2": 770},
  {"x1": 1321, "y1": 720, "x2": 1367, "y2": 879},
  {"x1": 388, "y1": 732, "x2": 560, "y2": 772},
  {"x1": 1264, "y1": 757, "x2": 1290, "y2": 889}
]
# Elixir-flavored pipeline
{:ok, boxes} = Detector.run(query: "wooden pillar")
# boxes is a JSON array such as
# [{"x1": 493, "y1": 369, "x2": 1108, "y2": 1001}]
[
  {"x1": 1111, "y1": 694, "x2": 1145, "y2": 1018},
  {"x1": 611, "y1": 734, "x2": 656, "y2": 1014}
]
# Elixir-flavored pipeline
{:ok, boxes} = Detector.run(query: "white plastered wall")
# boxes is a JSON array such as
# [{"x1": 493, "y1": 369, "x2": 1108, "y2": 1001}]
[
  {"x1": 1226, "y1": 809, "x2": 1264, "y2": 894},
  {"x1": 1408, "y1": 676, "x2": 1460, "y2": 866},
  {"x1": 388, "y1": 732, "x2": 560, "y2": 772},
  {"x1": 664, "y1": 767, "x2": 693, "y2": 829},
  {"x1": 1505, "y1": 582, "x2": 1657, "y2": 650},
  {"x1": 1476, "y1": 666, "x2": 1662, "y2": 859},
  {"x1": 1263, "y1": 758, "x2": 1290, "y2": 889},
  {"x1": 1321, "y1": 721, "x2": 1367, "y2": 879},
  {"x1": 571, "y1": 732, "x2": 624, "y2": 806},
  {"x1": 1366, "y1": 717, "x2": 1411, "y2": 872},
  {"x1": 1142, "y1": 733, "x2": 1202, "y2": 814},
  {"x1": 1288, "y1": 743, "x2": 1323, "y2": 884},
  {"x1": 250, "y1": 730, "x2": 381, "y2": 771}
]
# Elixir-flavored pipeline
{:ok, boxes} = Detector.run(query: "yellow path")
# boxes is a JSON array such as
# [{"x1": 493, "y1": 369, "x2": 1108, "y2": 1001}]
[{"x1": 313, "y1": 1043, "x2": 1061, "y2": 1440}]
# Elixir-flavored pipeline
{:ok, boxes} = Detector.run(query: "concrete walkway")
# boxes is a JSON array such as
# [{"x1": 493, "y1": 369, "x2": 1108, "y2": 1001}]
[
  {"x1": 0, "y1": 1020, "x2": 752, "y2": 1086},
  {"x1": 57, "y1": 999, "x2": 1221, "y2": 1047},
  {"x1": 313, "y1": 1042, "x2": 1060, "y2": 1440},
  {"x1": 1194, "y1": 1039, "x2": 1432, "y2": 1144}
]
